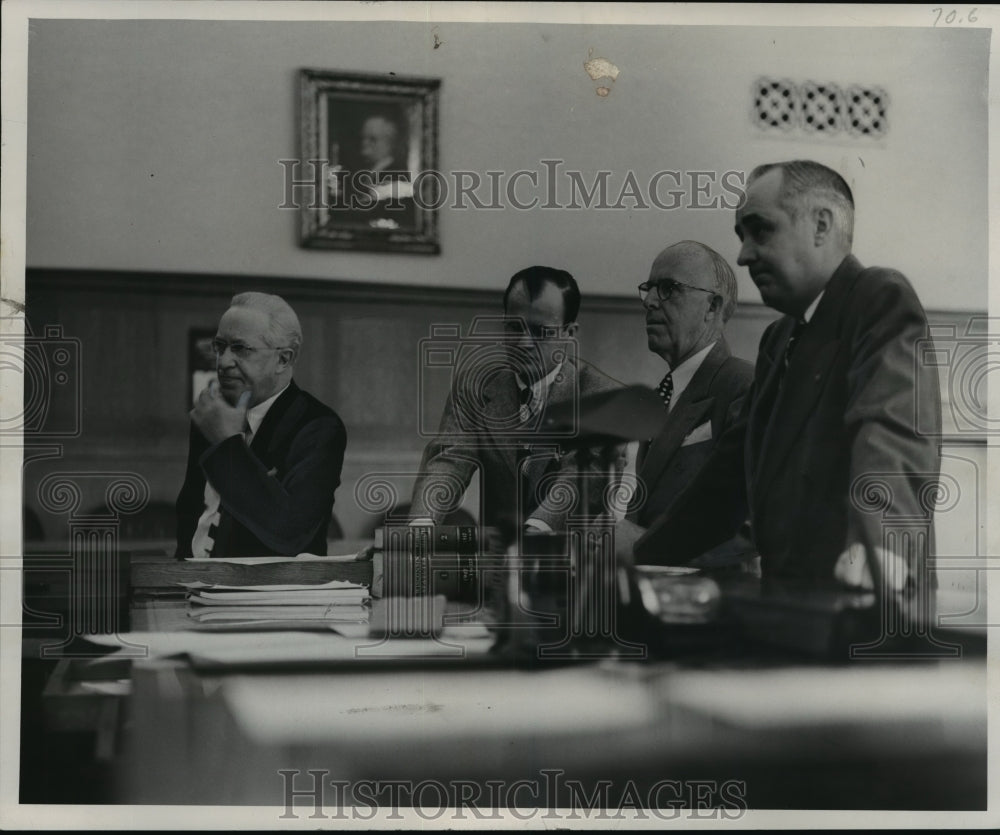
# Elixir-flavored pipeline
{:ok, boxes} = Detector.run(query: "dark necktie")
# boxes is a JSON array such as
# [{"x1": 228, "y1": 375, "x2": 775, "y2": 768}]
[
  {"x1": 784, "y1": 320, "x2": 806, "y2": 370},
  {"x1": 656, "y1": 372, "x2": 674, "y2": 410}
]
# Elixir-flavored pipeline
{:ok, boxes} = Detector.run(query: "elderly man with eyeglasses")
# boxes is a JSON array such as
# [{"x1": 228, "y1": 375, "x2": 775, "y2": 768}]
[
  {"x1": 614, "y1": 241, "x2": 753, "y2": 565},
  {"x1": 174, "y1": 292, "x2": 347, "y2": 559}
]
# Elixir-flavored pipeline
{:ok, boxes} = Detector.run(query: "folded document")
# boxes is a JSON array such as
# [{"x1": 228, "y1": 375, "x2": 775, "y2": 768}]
[
  {"x1": 188, "y1": 605, "x2": 369, "y2": 623},
  {"x1": 184, "y1": 579, "x2": 370, "y2": 607}
]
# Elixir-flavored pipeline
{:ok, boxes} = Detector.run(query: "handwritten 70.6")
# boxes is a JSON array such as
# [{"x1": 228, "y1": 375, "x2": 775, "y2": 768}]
[{"x1": 931, "y1": 7, "x2": 979, "y2": 25}]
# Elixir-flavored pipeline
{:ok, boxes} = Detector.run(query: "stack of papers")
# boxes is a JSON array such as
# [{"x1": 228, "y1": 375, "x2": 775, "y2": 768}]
[
  {"x1": 189, "y1": 605, "x2": 370, "y2": 624},
  {"x1": 183, "y1": 580, "x2": 370, "y2": 628}
]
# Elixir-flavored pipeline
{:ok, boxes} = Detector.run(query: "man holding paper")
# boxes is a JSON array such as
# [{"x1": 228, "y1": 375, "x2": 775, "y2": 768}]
[{"x1": 175, "y1": 292, "x2": 347, "y2": 559}]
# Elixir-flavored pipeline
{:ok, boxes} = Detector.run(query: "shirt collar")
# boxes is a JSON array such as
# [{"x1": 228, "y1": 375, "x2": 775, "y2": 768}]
[
  {"x1": 667, "y1": 340, "x2": 717, "y2": 406},
  {"x1": 802, "y1": 290, "x2": 825, "y2": 324},
  {"x1": 516, "y1": 361, "x2": 563, "y2": 402},
  {"x1": 246, "y1": 383, "x2": 289, "y2": 436}
]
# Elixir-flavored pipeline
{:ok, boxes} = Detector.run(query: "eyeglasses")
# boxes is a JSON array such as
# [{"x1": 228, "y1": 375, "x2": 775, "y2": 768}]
[
  {"x1": 638, "y1": 280, "x2": 718, "y2": 304},
  {"x1": 211, "y1": 339, "x2": 287, "y2": 360}
]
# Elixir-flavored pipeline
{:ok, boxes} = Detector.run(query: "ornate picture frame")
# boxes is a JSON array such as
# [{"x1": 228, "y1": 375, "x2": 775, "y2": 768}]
[{"x1": 298, "y1": 69, "x2": 441, "y2": 254}]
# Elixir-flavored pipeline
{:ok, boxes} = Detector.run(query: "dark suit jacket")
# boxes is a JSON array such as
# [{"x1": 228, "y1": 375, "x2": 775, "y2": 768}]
[
  {"x1": 627, "y1": 340, "x2": 752, "y2": 540},
  {"x1": 637, "y1": 255, "x2": 942, "y2": 586},
  {"x1": 175, "y1": 380, "x2": 347, "y2": 559},
  {"x1": 410, "y1": 358, "x2": 623, "y2": 531}
]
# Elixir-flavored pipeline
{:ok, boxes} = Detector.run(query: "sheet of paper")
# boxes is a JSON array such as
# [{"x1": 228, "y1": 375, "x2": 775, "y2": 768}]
[
  {"x1": 184, "y1": 553, "x2": 363, "y2": 565},
  {"x1": 189, "y1": 604, "x2": 369, "y2": 622},
  {"x1": 223, "y1": 666, "x2": 659, "y2": 744},
  {"x1": 80, "y1": 628, "x2": 486, "y2": 665},
  {"x1": 181, "y1": 579, "x2": 367, "y2": 592},
  {"x1": 188, "y1": 590, "x2": 370, "y2": 606},
  {"x1": 82, "y1": 630, "x2": 346, "y2": 662}
]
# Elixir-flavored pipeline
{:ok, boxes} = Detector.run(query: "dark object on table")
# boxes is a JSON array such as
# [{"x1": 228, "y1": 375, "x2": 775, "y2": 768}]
[{"x1": 542, "y1": 384, "x2": 665, "y2": 445}]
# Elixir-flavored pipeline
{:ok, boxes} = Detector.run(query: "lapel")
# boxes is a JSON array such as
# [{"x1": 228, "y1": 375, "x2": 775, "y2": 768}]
[
  {"x1": 211, "y1": 380, "x2": 300, "y2": 557},
  {"x1": 247, "y1": 380, "x2": 302, "y2": 467},
  {"x1": 637, "y1": 340, "x2": 728, "y2": 490},
  {"x1": 522, "y1": 358, "x2": 580, "y2": 488},
  {"x1": 750, "y1": 255, "x2": 862, "y2": 500},
  {"x1": 480, "y1": 368, "x2": 524, "y2": 479}
]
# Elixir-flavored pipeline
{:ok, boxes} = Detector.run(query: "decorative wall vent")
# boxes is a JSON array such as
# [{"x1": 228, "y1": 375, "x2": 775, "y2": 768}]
[{"x1": 753, "y1": 78, "x2": 888, "y2": 138}]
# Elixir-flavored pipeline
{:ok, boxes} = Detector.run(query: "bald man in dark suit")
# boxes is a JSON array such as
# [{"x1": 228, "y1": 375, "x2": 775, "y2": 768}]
[{"x1": 637, "y1": 161, "x2": 941, "y2": 610}]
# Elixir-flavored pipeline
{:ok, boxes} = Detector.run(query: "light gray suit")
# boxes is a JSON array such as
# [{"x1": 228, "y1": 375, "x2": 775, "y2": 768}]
[{"x1": 411, "y1": 357, "x2": 622, "y2": 530}]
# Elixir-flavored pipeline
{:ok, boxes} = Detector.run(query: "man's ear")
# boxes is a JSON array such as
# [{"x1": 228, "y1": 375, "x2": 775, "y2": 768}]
[
  {"x1": 563, "y1": 322, "x2": 579, "y2": 338},
  {"x1": 813, "y1": 206, "x2": 834, "y2": 246},
  {"x1": 276, "y1": 348, "x2": 295, "y2": 371}
]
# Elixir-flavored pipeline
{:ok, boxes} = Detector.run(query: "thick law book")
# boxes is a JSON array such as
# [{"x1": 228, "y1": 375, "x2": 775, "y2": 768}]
[{"x1": 372, "y1": 525, "x2": 483, "y2": 599}]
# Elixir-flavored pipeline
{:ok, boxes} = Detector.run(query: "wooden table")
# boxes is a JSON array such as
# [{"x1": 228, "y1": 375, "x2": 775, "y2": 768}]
[
  {"x1": 112, "y1": 637, "x2": 986, "y2": 811},
  {"x1": 29, "y1": 559, "x2": 989, "y2": 814}
]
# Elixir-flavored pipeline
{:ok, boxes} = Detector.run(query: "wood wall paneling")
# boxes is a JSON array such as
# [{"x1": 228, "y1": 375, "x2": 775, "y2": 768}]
[{"x1": 22, "y1": 270, "x2": 985, "y2": 552}]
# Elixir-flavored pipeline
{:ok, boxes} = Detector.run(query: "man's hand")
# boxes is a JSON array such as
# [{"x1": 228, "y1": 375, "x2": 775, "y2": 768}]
[
  {"x1": 614, "y1": 518, "x2": 646, "y2": 567},
  {"x1": 833, "y1": 542, "x2": 913, "y2": 594},
  {"x1": 190, "y1": 381, "x2": 251, "y2": 444}
]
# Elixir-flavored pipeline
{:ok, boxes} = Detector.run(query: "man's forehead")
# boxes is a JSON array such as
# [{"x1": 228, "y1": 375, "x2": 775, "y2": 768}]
[
  {"x1": 735, "y1": 171, "x2": 784, "y2": 221},
  {"x1": 218, "y1": 306, "x2": 268, "y2": 337},
  {"x1": 650, "y1": 249, "x2": 707, "y2": 284}
]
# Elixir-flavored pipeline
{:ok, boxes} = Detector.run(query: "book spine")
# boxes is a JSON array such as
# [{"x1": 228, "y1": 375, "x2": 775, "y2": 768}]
[
  {"x1": 411, "y1": 524, "x2": 430, "y2": 597},
  {"x1": 375, "y1": 525, "x2": 494, "y2": 600}
]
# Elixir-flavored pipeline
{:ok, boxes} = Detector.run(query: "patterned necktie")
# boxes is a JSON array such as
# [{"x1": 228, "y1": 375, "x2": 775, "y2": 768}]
[{"x1": 656, "y1": 371, "x2": 674, "y2": 410}]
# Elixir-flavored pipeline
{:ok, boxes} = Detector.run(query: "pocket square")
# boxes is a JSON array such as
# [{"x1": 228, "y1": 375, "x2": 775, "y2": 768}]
[{"x1": 681, "y1": 421, "x2": 712, "y2": 446}]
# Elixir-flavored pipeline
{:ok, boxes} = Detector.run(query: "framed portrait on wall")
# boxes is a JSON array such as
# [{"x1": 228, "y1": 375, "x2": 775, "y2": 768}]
[{"x1": 298, "y1": 69, "x2": 441, "y2": 254}]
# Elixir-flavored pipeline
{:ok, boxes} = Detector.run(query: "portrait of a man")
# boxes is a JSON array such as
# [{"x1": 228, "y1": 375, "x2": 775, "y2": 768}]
[{"x1": 299, "y1": 70, "x2": 439, "y2": 253}]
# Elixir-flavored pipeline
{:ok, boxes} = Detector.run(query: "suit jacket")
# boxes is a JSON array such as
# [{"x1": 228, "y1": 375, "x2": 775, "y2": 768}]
[
  {"x1": 410, "y1": 358, "x2": 623, "y2": 531},
  {"x1": 175, "y1": 380, "x2": 347, "y2": 559},
  {"x1": 627, "y1": 340, "x2": 752, "y2": 539},
  {"x1": 637, "y1": 255, "x2": 942, "y2": 585}
]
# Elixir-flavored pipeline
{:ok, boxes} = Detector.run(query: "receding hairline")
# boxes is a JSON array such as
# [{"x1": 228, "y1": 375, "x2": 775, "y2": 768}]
[
  {"x1": 747, "y1": 162, "x2": 853, "y2": 211},
  {"x1": 226, "y1": 291, "x2": 302, "y2": 354},
  {"x1": 649, "y1": 239, "x2": 738, "y2": 322},
  {"x1": 744, "y1": 161, "x2": 855, "y2": 248},
  {"x1": 653, "y1": 240, "x2": 715, "y2": 272}
]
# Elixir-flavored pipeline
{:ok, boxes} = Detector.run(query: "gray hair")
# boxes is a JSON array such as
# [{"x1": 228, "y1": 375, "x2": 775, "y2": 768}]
[
  {"x1": 229, "y1": 292, "x2": 302, "y2": 359},
  {"x1": 748, "y1": 160, "x2": 855, "y2": 249},
  {"x1": 668, "y1": 240, "x2": 739, "y2": 323}
]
